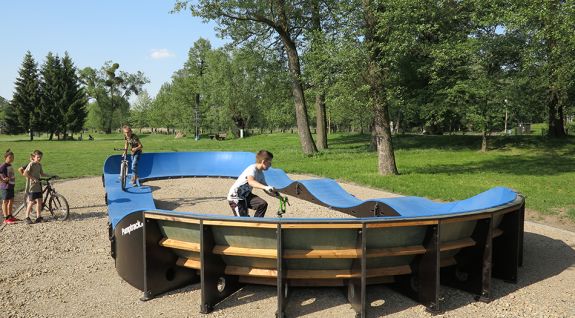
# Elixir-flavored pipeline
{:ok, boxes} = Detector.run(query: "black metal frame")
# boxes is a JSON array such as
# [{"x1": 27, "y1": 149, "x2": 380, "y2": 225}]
[{"x1": 110, "y1": 203, "x2": 524, "y2": 318}]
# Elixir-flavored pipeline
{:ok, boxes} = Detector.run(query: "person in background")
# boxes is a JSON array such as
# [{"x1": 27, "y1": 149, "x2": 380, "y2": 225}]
[
  {"x1": 123, "y1": 125, "x2": 143, "y2": 185},
  {"x1": 0, "y1": 149, "x2": 17, "y2": 224}
]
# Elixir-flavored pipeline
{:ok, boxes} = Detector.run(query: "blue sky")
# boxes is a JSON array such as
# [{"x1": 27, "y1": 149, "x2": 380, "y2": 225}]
[{"x1": 0, "y1": 1, "x2": 226, "y2": 101}]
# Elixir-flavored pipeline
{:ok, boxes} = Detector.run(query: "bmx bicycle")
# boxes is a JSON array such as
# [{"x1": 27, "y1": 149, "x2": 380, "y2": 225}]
[
  {"x1": 275, "y1": 192, "x2": 290, "y2": 218},
  {"x1": 10, "y1": 176, "x2": 70, "y2": 222},
  {"x1": 114, "y1": 148, "x2": 129, "y2": 191}
]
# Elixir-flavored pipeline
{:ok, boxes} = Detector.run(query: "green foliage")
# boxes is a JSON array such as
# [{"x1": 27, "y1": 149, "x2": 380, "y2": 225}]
[
  {"x1": 79, "y1": 62, "x2": 149, "y2": 133},
  {"x1": 10, "y1": 51, "x2": 41, "y2": 137}
]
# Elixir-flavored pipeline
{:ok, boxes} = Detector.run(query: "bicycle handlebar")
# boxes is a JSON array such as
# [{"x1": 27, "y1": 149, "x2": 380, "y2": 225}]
[{"x1": 40, "y1": 176, "x2": 59, "y2": 182}]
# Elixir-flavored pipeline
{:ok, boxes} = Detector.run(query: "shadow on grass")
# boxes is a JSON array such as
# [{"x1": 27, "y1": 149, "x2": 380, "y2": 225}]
[
  {"x1": 327, "y1": 133, "x2": 575, "y2": 153},
  {"x1": 409, "y1": 154, "x2": 575, "y2": 176}
]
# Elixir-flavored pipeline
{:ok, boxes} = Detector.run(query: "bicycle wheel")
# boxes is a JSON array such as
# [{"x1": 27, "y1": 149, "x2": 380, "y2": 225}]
[
  {"x1": 48, "y1": 193, "x2": 70, "y2": 221},
  {"x1": 120, "y1": 162, "x2": 127, "y2": 190}
]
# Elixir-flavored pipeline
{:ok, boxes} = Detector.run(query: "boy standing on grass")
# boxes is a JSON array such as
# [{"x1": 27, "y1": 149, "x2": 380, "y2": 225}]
[
  {"x1": 123, "y1": 125, "x2": 143, "y2": 185},
  {"x1": 0, "y1": 149, "x2": 17, "y2": 224},
  {"x1": 23, "y1": 150, "x2": 50, "y2": 224},
  {"x1": 227, "y1": 150, "x2": 277, "y2": 218}
]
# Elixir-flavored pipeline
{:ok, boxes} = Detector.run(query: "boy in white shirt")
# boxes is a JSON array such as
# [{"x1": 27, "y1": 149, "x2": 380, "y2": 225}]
[{"x1": 227, "y1": 150, "x2": 277, "y2": 217}]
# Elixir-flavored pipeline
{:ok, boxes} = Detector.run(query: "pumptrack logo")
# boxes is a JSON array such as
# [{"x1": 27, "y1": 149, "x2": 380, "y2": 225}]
[{"x1": 121, "y1": 220, "x2": 143, "y2": 236}]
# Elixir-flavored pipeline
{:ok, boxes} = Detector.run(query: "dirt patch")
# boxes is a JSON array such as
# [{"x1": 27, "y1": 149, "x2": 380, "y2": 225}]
[{"x1": 0, "y1": 177, "x2": 573, "y2": 318}]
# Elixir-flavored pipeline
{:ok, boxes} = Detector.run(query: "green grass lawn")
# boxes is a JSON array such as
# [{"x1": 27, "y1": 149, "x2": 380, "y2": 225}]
[{"x1": 1, "y1": 132, "x2": 573, "y2": 221}]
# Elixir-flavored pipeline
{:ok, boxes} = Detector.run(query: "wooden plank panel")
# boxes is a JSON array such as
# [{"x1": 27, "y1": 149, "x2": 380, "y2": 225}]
[
  {"x1": 440, "y1": 238, "x2": 476, "y2": 252},
  {"x1": 440, "y1": 214, "x2": 490, "y2": 224},
  {"x1": 176, "y1": 257, "x2": 201, "y2": 269},
  {"x1": 281, "y1": 223, "x2": 362, "y2": 229},
  {"x1": 492, "y1": 228, "x2": 504, "y2": 238},
  {"x1": 213, "y1": 245, "x2": 277, "y2": 259},
  {"x1": 366, "y1": 265, "x2": 412, "y2": 277},
  {"x1": 144, "y1": 213, "x2": 201, "y2": 224},
  {"x1": 366, "y1": 220, "x2": 438, "y2": 228},
  {"x1": 160, "y1": 238, "x2": 201, "y2": 252},
  {"x1": 367, "y1": 245, "x2": 426, "y2": 257},
  {"x1": 225, "y1": 265, "x2": 278, "y2": 277},
  {"x1": 284, "y1": 248, "x2": 359, "y2": 259},
  {"x1": 202, "y1": 220, "x2": 277, "y2": 229},
  {"x1": 440, "y1": 256, "x2": 457, "y2": 268}
]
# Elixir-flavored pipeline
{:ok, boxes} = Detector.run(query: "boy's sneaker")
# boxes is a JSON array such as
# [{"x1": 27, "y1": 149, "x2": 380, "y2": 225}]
[
  {"x1": 8, "y1": 216, "x2": 20, "y2": 222},
  {"x1": 3, "y1": 218, "x2": 15, "y2": 224},
  {"x1": 25, "y1": 217, "x2": 33, "y2": 224},
  {"x1": 34, "y1": 217, "x2": 44, "y2": 224}
]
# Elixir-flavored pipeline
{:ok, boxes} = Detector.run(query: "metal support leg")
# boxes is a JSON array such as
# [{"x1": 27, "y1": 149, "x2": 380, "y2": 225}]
[{"x1": 347, "y1": 225, "x2": 366, "y2": 318}]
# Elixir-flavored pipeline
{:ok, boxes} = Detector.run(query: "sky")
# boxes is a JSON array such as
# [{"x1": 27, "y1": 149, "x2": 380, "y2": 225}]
[{"x1": 0, "y1": 0, "x2": 227, "y2": 101}]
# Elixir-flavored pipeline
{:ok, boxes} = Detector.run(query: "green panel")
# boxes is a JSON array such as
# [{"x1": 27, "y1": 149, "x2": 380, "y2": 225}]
[
  {"x1": 365, "y1": 226, "x2": 426, "y2": 248},
  {"x1": 211, "y1": 226, "x2": 277, "y2": 249},
  {"x1": 222, "y1": 255, "x2": 276, "y2": 269},
  {"x1": 286, "y1": 259, "x2": 353, "y2": 270},
  {"x1": 283, "y1": 229, "x2": 357, "y2": 249},
  {"x1": 173, "y1": 250, "x2": 200, "y2": 260},
  {"x1": 158, "y1": 221, "x2": 201, "y2": 243},
  {"x1": 440, "y1": 220, "x2": 476, "y2": 242},
  {"x1": 366, "y1": 255, "x2": 415, "y2": 268}
]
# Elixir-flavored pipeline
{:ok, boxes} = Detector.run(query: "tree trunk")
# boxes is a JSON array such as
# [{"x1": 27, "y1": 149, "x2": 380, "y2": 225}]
[
  {"x1": 279, "y1": 27, "x2": 317, "y2": 155},
  {"x1": 547, "y1": 90, "x2": 566, "y2": 137},
  {"x1": 364, "y1": 0, "x2": 398, "y2": 175},
  {"x1": 481, "y1": 130, "x2": 488, "y2": 152},
  {"x1": 315, "y1": 93, "x2": 328, "y2": 149},
  {"x1": 29, "y1": 130, "x2": 34, "y2": 141}
]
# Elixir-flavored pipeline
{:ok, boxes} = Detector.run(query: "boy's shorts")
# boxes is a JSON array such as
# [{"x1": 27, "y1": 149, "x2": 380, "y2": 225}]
[
  {"x1": 28, "y1": 192, "x2": 42, "y2": 200},
  {"x1": 1, "y1": 188, "x2": 14, "y2": 200}
]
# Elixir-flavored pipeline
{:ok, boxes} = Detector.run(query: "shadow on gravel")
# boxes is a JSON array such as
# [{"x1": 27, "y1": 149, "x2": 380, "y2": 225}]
[
  {"x1": 437, "y1": 231, "x2": 575, "y2": 314},
  {"x1": 69, "y1": 211, "x2": 108, "y2": 221},
  {"x1": 154, "y1": 197, "x2": 228, "y2": 211}
]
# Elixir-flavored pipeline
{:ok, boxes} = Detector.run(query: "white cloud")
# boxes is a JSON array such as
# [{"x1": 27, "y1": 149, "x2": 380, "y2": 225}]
[{"x1": 149, "y1": 49, "x2": 175, "y2": 59}]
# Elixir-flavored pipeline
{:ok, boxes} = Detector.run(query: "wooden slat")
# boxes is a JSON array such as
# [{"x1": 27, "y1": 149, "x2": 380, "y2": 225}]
[
  {"x1": 366, "y1": 220, "x2": 438, "y2": 228},
  {"x1": 366, "y1": 265, "x2": 412, "y2": 277},
  {"x1": 367, "y1": 245, "x2": 426, "y2": 257},
  {"x1": 440, "y1": 214, "x2": 490, "y2": 224},
  {"x1": 440, "y1": 237, "x2": 476, "y2": 252},
  {"x1": 176, "y1": 257, "x2": 201, "y2": 269},
  {"x1": 440, "y1": 256, "x2": 457, "y2": 268},
  {"x1": 224, "y1": 265, "x2": 412, "y2": 279},
  {"x1": 159, "y1": 238, "x2": 201, "y2": 252},
  {"x1": 225, "y1": 265, "x2": 278, "y2": 277},
  {"x1": 284, "y1": 248, "x2": 359, "y2": 259},
  {"x1": 202, "y1": 220, "x2": 277, "y2": 228},
  {"x1": 213, "y1": 245, "x2": 277, "y2": 259},
  {"x1": 492, "y1": 228, "x2": 504, "y2": 238},
  {"x1": 210, "y1": 244, "x2": 427, "y2": 259},
  {"x1": 144, "y1": 213, "x2": 201, "y2": 224},
  {"x1": 281, "y1": 223, "x2": 362, "y2": 229}
]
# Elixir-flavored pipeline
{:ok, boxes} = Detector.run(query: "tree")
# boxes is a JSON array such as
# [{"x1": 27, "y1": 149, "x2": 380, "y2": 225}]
[
  {"x1": 39, "y1": 52, "x2": 66, "y2": 140},
  {"x1": 61, "y1": 52, "x2": 88, "y2": 137},
  {"x1": 507, "y1": 0, "x2": 575, "y2": 137},
  {"x1": 174, "y1": 0, "x2": 318, "y2": 155},
  {"x1": 129, "y1": 91, "x2": 153, "y2": 131},
  {"x1": 10, "y1": 51, "x2": 41, "y2": 139},
  {"x1": 79, "y1": 62, "x2": 149, "y2": 133}
]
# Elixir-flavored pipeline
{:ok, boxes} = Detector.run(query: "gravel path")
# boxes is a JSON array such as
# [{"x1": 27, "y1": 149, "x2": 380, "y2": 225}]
[{"x1": 0, "y1": 177, "x2": 573, "y2": 318}]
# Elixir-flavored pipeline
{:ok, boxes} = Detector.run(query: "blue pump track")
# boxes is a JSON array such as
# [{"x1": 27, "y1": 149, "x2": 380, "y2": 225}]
[{"x1": 103, "y1": 151, "x2": 521, "y2": 228}]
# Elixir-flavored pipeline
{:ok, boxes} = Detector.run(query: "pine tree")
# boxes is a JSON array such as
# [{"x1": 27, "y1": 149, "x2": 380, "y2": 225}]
[
  {"x1": 61, "y1": 52, "x2": 87, "y2": 138},
  {"x1": 10, "y1": 51, "x2": 41, "y2": 140},
  {"x1": 39, "y1": 52, "x2": 65, "y2": 140}
]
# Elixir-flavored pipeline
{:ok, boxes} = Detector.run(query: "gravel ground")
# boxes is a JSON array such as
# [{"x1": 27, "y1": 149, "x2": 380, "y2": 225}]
[{"x1": 0, "y1": 176, "x2": 573, "y2": 318}]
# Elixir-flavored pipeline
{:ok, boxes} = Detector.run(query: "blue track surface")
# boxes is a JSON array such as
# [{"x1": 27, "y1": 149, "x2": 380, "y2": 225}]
[{"x1": 103, "y1": 151, "x2": 519, "y2": 228}]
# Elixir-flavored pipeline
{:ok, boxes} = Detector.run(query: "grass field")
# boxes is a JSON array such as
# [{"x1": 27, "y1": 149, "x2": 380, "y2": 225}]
[{"x1": 1, "y1": 131, "x2": 573, "y2": 221}]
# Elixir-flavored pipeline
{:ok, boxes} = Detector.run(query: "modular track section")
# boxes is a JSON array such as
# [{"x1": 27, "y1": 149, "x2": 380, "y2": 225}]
[{"x1": 103, "y1": 151, "x2": 525, "y2": 317}]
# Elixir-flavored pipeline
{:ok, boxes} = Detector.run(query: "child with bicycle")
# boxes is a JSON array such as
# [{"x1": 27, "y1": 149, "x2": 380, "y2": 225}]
[
  {"x1": 227, "y1": 150, "x2": 278, "y2": 218},
  {"x1": 23, "y1": 150, "x2": 51, "y2": 224},
  {"x1": 1, "y1": 149, "x2": 17, "y2": 224},
  {"x1": 123, "y1": 125, "x2": 143, "y2": 185}
]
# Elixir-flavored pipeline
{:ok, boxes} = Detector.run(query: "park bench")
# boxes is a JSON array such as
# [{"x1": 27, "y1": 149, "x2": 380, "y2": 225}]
[{"x1": 209, "y1": 133, "x2": 226, "y2": 140}]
